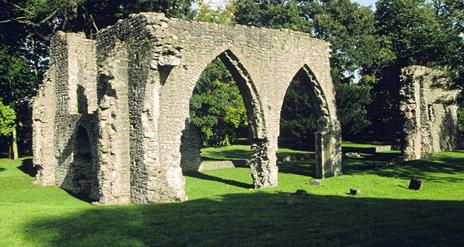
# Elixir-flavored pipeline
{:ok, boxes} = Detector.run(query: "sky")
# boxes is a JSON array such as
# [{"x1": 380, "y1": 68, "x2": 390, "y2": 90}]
[{"x1": 207, "y1": 0, "x2": 377, "y2": 9}]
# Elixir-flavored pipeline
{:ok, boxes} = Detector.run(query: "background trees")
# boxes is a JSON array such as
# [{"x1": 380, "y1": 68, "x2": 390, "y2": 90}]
[
  {"x1": 189, "y1": 58, "x2": 248, "y2": 147},
  {"x1": 0, "y1": 99, "x2": 17, "y2": 159}
]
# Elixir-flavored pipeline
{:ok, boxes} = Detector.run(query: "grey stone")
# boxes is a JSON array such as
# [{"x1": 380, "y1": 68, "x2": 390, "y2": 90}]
[
  {"x1": 349, "y1": 187, "x2": 360, "y2": 195},
  {"x1": 32, "y1": 12, "x2": 343, "y2": 205},
  {"x1": 309, "y1": 179, "x2": 321, "y2": 186},
  {"x1": 344, "y1": 152, "x2": 363, "y2": 159},
  {"x1": 400, "y1": 66, "x2": 461, "y2": 161},
  {"x1": 408, "y1": 178, "x2": 422, "y2": 190},
  {"x1": 294, "y1": 189, "x2": 308, "y2": 196}
]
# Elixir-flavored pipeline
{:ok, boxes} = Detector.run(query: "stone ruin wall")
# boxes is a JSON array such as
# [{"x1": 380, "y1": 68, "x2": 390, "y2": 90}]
[
  {"x1": 33, "y1": 32, "x2": 99, "y2": 199},
  {"x1": 400, "y1": 65, "x2": 460, "y2": 160},
  {"x1": 33, "y1": 12, "x2": 343, "y2": 205}
]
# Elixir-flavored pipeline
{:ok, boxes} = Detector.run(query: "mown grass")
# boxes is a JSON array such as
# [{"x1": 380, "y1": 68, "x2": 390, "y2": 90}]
[{"x1": 0, "y1": 148, "x2": 463, "y2": 246}]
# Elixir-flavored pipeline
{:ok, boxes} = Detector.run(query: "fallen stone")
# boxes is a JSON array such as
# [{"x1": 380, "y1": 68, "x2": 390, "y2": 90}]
[
  {"x1": 408, "y1": 178, "x2": 422, "y2": 190},
  {"x1": 350, "y1": 187, "x2": 360, "y2": 195},
  {"x1": 345, "y1": 152, "x2": 363, "y2": 159},
  {"x1": 309, "y1": 179, "x2": 321, "y2": 186},
  {"x1": 294, "y1": 189, "x2": 308, "y2": 196}
]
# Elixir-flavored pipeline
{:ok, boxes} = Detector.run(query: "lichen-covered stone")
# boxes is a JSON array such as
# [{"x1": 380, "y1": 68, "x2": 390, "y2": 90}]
[
  {"x1": 400, "y1": 66, "x2": 461, "y2": 160},
  {"x1": 33, "y1": 12, "x2": 342, "y2": 205}
]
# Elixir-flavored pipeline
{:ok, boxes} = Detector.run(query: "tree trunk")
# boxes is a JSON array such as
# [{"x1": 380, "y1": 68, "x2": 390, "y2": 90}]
[{"x1": 11, "y1": 127, "x2": 18, "y2": 160}]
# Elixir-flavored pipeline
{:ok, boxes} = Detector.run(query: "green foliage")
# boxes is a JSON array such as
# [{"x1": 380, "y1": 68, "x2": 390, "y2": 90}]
[
  {"x1": 335, "y1": 83, "x2": 372, "y2": 138},
  {"x1": 375, "y1": 0, "x2": 442, "y2": 67},
  {"x1": 234, "y1": 0, "x2": 381, "y2": 83},
  {"x1": 370, "y1": 0, "x2": 464, "y2": 141},
  {"x1": 458, "y1": 106, "x2": 464, "y2": 141},
  {"x1": 0, "y1": 45, "x2": 38, "y2": 106},
  {"x1": 3, "y1": 0, "x2": 194, "y2": 37},
  {"x1": 189, "y1": 58, "x2": 248, "y2": 147},
  {"x1": 309, "y1": 0, "x2": 383, "y2": 83},
  {"x1": 432, "y1": 0, "x2": 464, "y2": 87},
  {"x1": 279, "y1": 76, "x2": 318, "y2": 149},
  {"x1": 195, "y1": 0, "x2": 236, "y2": 24},
  {"x1": 0, "y1": 100, "x2": 16, "y2": 137},
  {"x1": 235, "y1": 0, "x2": 380, "y2": 142},
  {"x1": 233, "y1": 0, "x2": 310, "y2": 32}
]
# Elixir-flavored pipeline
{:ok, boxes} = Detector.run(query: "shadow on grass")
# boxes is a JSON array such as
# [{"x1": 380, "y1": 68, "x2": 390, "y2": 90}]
[
  {"x1": 201, "y1": 149, "x2": 251, "y2": 161},
  {"x1": 371, "y1": 156, "x2": 464, "y2": 183},
  {"x1": 184, "y1": 172, "x2": 253, "y2": 189},
  {"x1": 24, "y1": 192, "x2": 464, "y2": 246},
  {"x1": 0, "y1": 167, "x2": 4, "y2": 172},
  {"x1": 18, "y1": 158, "x2": 37, "y2": 177},
  {"x1": 199, "y1": 147, "x2": 463, "y2": 186}
]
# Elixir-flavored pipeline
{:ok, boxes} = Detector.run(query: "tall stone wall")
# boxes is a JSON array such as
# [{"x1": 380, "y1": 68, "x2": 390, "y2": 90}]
[
  {"x1": 33, "y1": 32, "x2": 99, "y2": 200},
  {"x1": 400, "y1": 66, "x2": 460, "y2": 160},
  {"x1": 34, "y1": 12, "x2": 343, "y2": 205}
]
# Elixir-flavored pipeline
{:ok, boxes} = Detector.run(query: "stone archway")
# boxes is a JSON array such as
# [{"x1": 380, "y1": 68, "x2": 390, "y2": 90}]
[
  {"x1": 179, "y1": 49, "x2": 276, "y2": 189},
  {"x1": 34, "y1": 12, "x2": 343, "y2": 204},
  {"x1": 278, "y1": 65, "x2": 342, "y2": 179}
]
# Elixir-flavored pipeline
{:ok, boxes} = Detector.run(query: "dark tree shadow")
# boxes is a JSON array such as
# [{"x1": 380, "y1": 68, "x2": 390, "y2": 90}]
[
  {"x1": 18, "y1": 158, "x2": 37, "y2": 177},
  {"x1": 198, "y1": 145, "x2": 463, "y2": 186},
  {"x1": 23, "y1": 192, "x2": 464, "y2": 246},
  {"x1": 201, "y1": 149, "x2": 252, "y2": 161},
  {"x1": 0, "y1": 167, "x2": 5, "y2": 173},
  {"x1": 278, "y1": 160, "x2": 316, "y2": 177},
  {"x1": 184, "y1": 171, "x2": 253, "y2": 189}
]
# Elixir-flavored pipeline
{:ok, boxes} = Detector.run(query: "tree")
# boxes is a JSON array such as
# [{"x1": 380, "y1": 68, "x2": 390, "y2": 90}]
[
  {"x1": 432, "y1": 0, "x2": 464, "y2": 89},
  {"x1": 233, "y1": 0, "x2": 310, "y2": 34},
  {"x1": 279, "y1": 76, "x2": 318, "y2": 150},
  {"x1": 370, "y1": 0, "x2": 462, "y2": 141},
  {"x1": 335, "y1": 83, "x2": 372, "y2": 139},
  {"x1": 0, "y1": 99, "x2": 17, "y2": 159},
  {"x1": 189, "y1": 58, "x2": 248, "y2": 147},
  {"x1": 195, "y1": 0, "x2": 236, "y2": 25}
]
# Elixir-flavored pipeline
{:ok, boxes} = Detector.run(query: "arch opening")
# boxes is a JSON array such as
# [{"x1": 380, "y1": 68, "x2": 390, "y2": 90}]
[
  {"x1": 180, "y1": 50, "x2": 270, "y2": 190},
  {"x1": 71, "y1": 126, "x2": 96, "y2": 201},
  {"x1": 278, "y1": 66, "x2": 337, "y2": 179}
]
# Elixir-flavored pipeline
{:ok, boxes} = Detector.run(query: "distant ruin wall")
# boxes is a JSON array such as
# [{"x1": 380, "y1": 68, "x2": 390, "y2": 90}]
[{"x1": 400, "y1": 66, "x2": 460, "y2": 160}]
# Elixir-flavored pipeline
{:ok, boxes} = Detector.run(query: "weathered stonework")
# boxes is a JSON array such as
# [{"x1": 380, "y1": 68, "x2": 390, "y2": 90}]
[
  {"x1": 33, "y1": 32, "x2": 99, "y2": 200},
  {"x1": 400, "y1": 66, "x2": 461, "y2": 160},
  {"x1": 33, "y1": 12, "x2": 342, "y2": 205}
]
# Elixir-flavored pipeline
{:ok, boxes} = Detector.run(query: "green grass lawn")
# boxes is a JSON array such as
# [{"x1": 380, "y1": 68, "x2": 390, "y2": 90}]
[{"x1": 0, "y1": 148, "x2": 463, "y2": 246}]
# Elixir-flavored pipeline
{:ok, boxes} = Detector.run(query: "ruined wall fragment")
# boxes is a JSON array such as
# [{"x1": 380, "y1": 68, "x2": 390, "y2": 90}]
[
  {"x1": 400, "y1": 66, "x2": 460, "y2": 160},
  {"x1": 33, "y1": 32, "x2": 98, "y2": 200}
]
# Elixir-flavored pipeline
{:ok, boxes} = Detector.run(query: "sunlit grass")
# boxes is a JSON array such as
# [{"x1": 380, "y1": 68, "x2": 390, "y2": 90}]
[{"x1": 0, "y1": 148, "x2": 463, "y2": 246}]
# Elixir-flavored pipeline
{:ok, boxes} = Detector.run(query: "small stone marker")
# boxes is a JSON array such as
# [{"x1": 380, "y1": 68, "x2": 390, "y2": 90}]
[
  {"x1": 350, "y1": 187, "x2": 360, "y2": 195},
  {"x1": 294, "y1": 189, "x2": 308, "y2": 196},
  {"x1": 408, "y1": 178, "x2": 422, "y2": 190},
  {"x1": 345, "y1": 152, "x2": 362, "y2": 158},
  {"x1": 309, "y1": 179, "x2": 321, "y2": 186}
]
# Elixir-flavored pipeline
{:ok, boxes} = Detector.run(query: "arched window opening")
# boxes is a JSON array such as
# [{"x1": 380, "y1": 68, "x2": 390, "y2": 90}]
[{"x1": 72, "y1": 126, "x2": 94, "y2": 201}]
